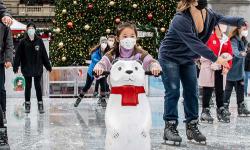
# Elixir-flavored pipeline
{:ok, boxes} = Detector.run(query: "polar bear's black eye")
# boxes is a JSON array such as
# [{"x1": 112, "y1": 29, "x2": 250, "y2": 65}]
[
  {"x1": 118, "y1": 67, "x2": 122, "y2": 71},
  {"x1": 135, "y1": 67, "x2": 138, "y2": 71}
]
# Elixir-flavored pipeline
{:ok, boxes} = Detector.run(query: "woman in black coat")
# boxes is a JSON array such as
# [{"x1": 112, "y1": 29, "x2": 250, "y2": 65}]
[{"x1": 13, "y1": 22, "x2": 52, "y2": 114}]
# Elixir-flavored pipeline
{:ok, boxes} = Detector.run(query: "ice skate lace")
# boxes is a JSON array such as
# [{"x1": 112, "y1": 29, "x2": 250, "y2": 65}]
[
  {"x1": 190, "y1": 123, "x2": 201, "y2": 135},
  {"x1": 168, "y1": 124, "x2": 179, "y2": 136}
]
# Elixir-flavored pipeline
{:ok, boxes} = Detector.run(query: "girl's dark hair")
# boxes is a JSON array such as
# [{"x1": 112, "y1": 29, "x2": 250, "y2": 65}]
[
  {"x1": 110, "y1": 22, "x2": 142, "y2": 58},
  {"x1": 107, "y1": 35, "x2": 115, "y2": 39}
]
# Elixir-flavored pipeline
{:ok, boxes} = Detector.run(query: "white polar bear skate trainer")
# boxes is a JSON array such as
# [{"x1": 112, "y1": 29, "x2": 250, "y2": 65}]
[{"x1": 105, "y1": 60, "x2": 152, "y2": 150}]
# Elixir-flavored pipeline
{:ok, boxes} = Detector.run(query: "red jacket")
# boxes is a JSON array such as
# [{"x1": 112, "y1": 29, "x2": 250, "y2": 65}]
[{"x1": 206, "y1": 33, "x2": 233, "y2": 68}]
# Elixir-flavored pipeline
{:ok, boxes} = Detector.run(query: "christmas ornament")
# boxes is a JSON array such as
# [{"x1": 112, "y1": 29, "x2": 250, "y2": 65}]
[
  {"x1": 62, "y1": 9, "x2": 67, "y2": 14},
  {"x1": 132, "y1": 4, "x2": 138, "y2": 8},
  {"x1": 84, "y1": 24, "x2": 90, "y2": 30},
  {"x1": 73, "y1": 1, "x2": 77, "y2": 5},
  {"x1": 55, "y1": 28, "x2": 61, "y2": 33},
  {"x1": 62, "y1": 57, "x2": 67, "y2": 62},
  {"x1": 109, "y1": 1, "x2": 115, "y2": 6},
  {"x1": 58, "y1": 42, "x2": 64, "y2": 48},
  {"x1": 147, "y1": 13, "x2": 153, "y2": 21},
  {"x1": 106, "y1": 29, "x2": 111, "y2": 34},
  {"x1": 115, "y1": 17, "x2": 121, "y2": 24},
  {"x1": 88, "y1": 3, "x2": 93, "y2": 10},
  {"x1": 160, "y1": 27, "x2": 166, "y2": 33},
  {"x1": 67, "y1": 21, "x2": 73, "y2": 29}
]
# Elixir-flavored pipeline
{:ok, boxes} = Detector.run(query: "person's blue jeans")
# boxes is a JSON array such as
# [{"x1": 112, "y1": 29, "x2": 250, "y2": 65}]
[
  {"x1": 244, "y1": 71, "x2": 250, "y2": 96},
  {"x1": 159, "y1": 59, "x2": 199, "y2": 123}
]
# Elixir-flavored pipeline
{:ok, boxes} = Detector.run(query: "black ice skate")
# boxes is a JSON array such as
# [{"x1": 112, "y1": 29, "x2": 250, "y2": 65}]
[
  {"x1": 200, "y1": 108, "x2": 214, "y2": 124},
  {"x1": 0, "y1": 127, "x2": 10, "y2": 150},
  {"x1": 74, "y1": 94, "x2": 84, "y2": 107},
  {"x1": 186, "y1": 120, "x2": 206, "y2": 145},
  {"x1": 38, "y1": 101, "x2": 45, "y2": 114},
  {"x1": 224, "y1": 103, "x2": 231, "y2": 116},
  {"x1": 162, "y1": 120, "x2": 182, "y2": 146},
  {"x1": 97, "y1": 96, "x2": 107, "y2": 108},
  {"x1": 217, "y1": 107, "x2": 230, "y2": 123},
  {"x1": 24, "y1": 101, "x2": 31, "y2": 114},
  {"x1": 3, "y1": 112, "x2": 7, "y2": 124},
  {"x1": 238, "y1": 103, "x2": 250, "y2": 117},
  {"x1": 93, "y1": 92, "x2": 99, "y2": 98}
]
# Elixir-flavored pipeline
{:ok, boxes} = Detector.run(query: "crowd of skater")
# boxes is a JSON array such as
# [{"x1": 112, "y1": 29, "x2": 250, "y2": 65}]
[{"x1": 0, "y1": 0, "x2": 250, "y2": 149}]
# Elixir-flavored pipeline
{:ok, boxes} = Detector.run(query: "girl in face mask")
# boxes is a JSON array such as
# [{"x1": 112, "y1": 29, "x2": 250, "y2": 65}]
[
  {"x1": 107, "y1": 35, "x2": 115, "y2": 49},
  {"x1": 199, "y1": 24, "x2": 233, "y2": 124},
  {"x1": 158, "y1": 0, "x2": 248, "y2": 145},
  {"x1": 223, "y1": 26, "x2": 250, "y2": 118},
  {"x1": 94, "y1": 22, "x2": 161, "y2": 76},
  {"x1": 74, "y1": 36, "x2": 111, "y2": 107}
]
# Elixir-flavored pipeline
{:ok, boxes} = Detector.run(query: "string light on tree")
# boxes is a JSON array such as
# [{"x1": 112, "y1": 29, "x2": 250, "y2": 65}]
[
  {"x1": 84, "y1": 24, "x2": 90, "y2": 30},
  {"x1": 132, "y1": 4, "x2": 138, "y2": 9},
  {"x1": 62, "y1": 9, "x2": 67, "y2": 14},
  {"x1": 58, "y1": 42, "x2": 64, "y2": 48},
  {"x1": 160, "y1": 27, "x2": 166, "y2": 33},
  {"x1": 106, "y1": 28, "x2": 111, "y2": 34},
  {"x1": 109, "y1": 1, "x2": 115, "y2": 6}
]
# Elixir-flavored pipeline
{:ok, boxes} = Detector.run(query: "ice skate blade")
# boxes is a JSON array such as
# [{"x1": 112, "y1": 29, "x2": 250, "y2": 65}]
[
  {"x1": 162, "y1": 140, "x2": 181, "y2": 146},
  {"x1": 238, "y1": 114, "x2": 250, "y2": 117},
  {"x1": 200, "y1": 119, "x2": 213, "y2": 124},
  {"x1": 188, "y1": 139, "x2": 207, "y2": 145}
]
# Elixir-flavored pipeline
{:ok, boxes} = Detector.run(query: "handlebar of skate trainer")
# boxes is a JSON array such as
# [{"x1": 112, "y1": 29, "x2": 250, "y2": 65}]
[
  {"x1": 145, "y1": 71, "x2": 163, "y2": 77},
  {"x1": 93, "y1": 71, "x2": 163, "y2": 77}
]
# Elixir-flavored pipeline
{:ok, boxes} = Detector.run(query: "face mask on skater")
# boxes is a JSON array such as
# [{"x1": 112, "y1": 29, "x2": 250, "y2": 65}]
[
  {"x1": 108, "y1": 41, "x2": 114, "y2": 48},
  {"x1": 241, "y1": 30, "x2": 249, "y2": 37},
  {"x1": 196, "y1": 0, "x2": 208, "y2": 10},
  {"x1": 120, "y1": 38, "x2": 136, "y2": 50},
  {"x1": 101, "y1": 43, "x2": 107, "y2": 50},
  {"x1": 27, "y1": 29, "x2": 36, "y2": 39}
]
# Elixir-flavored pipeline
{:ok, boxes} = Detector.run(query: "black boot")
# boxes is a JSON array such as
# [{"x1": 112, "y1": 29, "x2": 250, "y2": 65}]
[
  {"x1": 217, "y1": 107, "x2": 230, "y2": 123},
  {"x1": 24, "y1": 102, "x2": 31, "y2": 114},
  {"x1": 238, "y1": 103, "x2": 250, "y2": 117},
  {"x1": 163, "y1": 120, "x2": 182, "y2": 146},
  {"x1": 200, "y1": 108, "x2": 214, "y2": 123},
  {"x1": 97, "y1": 96, "x2": 107, "y2": 108},
  {"x1": 186, "y1": 119, "x2": 206, "y2": 144},
  {"x1": 74, "y1": 94, "x2": 84, "y2": 107},
  {"x1": 38, "y1": 101, "x2": 45, "y2": 114},
  {"x1": 3, "y1": 112, "x2": 7, "y2": 124},
  {"x1": 224, "y1": 103, "x2": 231, "y2": 116},
  {"x1": 0, "y1": 127, "x2": 10, "y2": 150}
]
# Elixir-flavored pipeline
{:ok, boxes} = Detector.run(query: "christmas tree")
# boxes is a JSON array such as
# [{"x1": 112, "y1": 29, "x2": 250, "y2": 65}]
[{"x1": 50, "y1": 0, "x2": 177, "y2": 66}]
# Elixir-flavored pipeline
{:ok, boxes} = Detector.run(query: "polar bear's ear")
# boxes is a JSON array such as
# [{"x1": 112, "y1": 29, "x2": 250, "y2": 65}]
[
  {"x1": 112, "y1": 59, "x2": 119, "y2": 65},
  {"x1": 136, "y1": 60, "x2": 143, "y2": 65}
]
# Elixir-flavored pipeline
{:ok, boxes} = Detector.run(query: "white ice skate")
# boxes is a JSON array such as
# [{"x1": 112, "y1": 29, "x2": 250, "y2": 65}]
[{"x1": 105, "y1": 60, "x2": 152, "y2": 150}]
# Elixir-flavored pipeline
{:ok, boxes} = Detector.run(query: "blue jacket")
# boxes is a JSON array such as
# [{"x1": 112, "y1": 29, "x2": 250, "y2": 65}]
[
  {"x1": 159, "y1": 8, "x2": 245, "y2": 65},
  {"x1": 87, "y1": 48, "x2": 103, "y2": 78},
  {"x1": 227, "y1": 36, "x2": 247, "y2": 81}
]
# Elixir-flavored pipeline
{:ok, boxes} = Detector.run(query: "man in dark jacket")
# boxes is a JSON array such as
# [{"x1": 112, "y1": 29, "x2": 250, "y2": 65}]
[
  {"x1": 13, "y1": 22, "x2": 52, "y2": 114},
  {"x1": 0, "y1": 21, "x2": 13, "y2": 150}
]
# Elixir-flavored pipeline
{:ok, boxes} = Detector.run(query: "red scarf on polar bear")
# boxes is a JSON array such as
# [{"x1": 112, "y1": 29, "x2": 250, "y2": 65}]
[{"x1": 111, "y1": 85, "x2": 145, "y2": 106}]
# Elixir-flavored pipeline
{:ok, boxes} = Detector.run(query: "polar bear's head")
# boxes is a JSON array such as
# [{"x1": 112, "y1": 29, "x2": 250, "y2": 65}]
[{"x1": 110, "y1": 60, "x2": 145, "y2": 87}]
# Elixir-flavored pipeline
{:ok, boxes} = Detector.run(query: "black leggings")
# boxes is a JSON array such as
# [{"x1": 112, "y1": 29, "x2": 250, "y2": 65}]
[
  {"x1": 0, "y1": 64, "x2": 6, "y2": 112},
  {"x1": 24, "y1": 76, "x2": 43, "y2": 102},
  {"x1": 202, "y1": 70, "x2": 224, "y2": 108},
  {"x1": 224, "y1": 79, "x2": 244, "y2": 106},
  {"x1": 81, "y1": 74, "x2": 107, "y2": 96},
  {"x1": 94, "y1": 78, "x2": 110, "y2": 93}
]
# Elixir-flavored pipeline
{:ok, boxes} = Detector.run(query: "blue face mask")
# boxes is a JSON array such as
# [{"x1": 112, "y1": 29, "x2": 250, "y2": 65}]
[{"x1": 27, "y1": 29, "x2": 36, "y2": 38}]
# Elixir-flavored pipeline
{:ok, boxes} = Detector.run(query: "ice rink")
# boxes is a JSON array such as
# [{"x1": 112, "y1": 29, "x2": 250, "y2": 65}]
[{"x1": 6, "y1": 96, "x2": 250, "y2": 150}]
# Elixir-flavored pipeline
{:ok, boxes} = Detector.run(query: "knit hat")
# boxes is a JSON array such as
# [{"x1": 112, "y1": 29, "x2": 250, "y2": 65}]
[
  {"x1": 27, "y1": 22, "x2": 36, "y2": 30},
  {"x1": 99, "y1": 36, "x2": 107, "y2": 44}
]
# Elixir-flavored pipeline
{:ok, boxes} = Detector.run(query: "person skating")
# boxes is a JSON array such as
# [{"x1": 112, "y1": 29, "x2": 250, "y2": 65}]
[
  {"x1": 158, "y1": 0, "x2": 247, "y2": 145},
  {"x1": 13, "y1": 22, "x2": 52, "y2": 114},
  {"x1": 74, "y1": 37, "x2": 111, "y2": 107},
  {"x1": 224, "y1": 26, "x2": 250, "y2": 118},
  {"x1": 199, "y1": 24, "x2": 233, "y2": 123}
]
